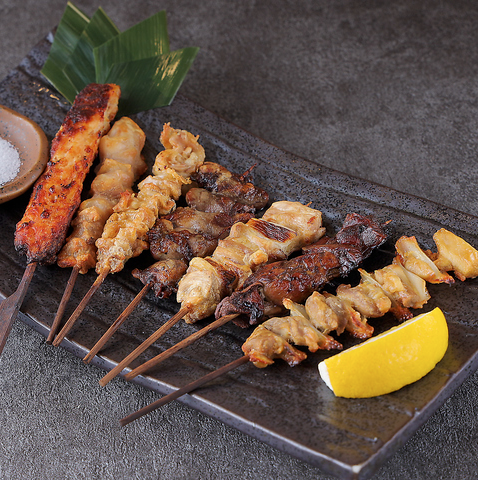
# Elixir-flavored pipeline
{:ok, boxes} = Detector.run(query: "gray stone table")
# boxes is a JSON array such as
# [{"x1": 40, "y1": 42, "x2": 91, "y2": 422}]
[{"x1": 1, "y1": 1, "x2": 478, "y2": 479}]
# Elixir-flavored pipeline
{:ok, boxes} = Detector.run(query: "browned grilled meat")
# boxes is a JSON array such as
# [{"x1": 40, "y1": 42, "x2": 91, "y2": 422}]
[
  {"x1": 215, "y1": 214, "x2": 387, "y2": 326},
  {"x1": 14, "y1": 83, "x2": 120, "y2": 265},
  {"x1": 132, "y1": 259, "x2": 189, "y2": 298},
  {"x1": 148, "y1": 207, "x2": 254, "y2": 262},
  {"x1": 191, "y1": 162, "x2": 269, "y2": 209},
  {"x1": 130, "y1": 162, "x2": 270, "y2": 300},
  {"x1": 185, "y1": 187, "x2": 256, "y2": 215}
]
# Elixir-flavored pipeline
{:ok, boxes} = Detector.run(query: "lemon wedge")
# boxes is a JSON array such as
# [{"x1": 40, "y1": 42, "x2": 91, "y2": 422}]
[{"x1": 318, "y1": 307, "x2": 448, "y2": 398}]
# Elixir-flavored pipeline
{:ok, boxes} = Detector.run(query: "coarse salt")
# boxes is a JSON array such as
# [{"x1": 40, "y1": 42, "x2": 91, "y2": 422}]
[{"x1": 0, "y1": 137, "x2": 21, "y2": 186}]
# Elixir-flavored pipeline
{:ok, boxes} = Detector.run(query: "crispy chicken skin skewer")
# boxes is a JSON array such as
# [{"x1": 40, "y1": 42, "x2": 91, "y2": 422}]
[
  {"x1": 14, "y1": 83, "x2": 121, "y2": 265},
  {"x1": 244, "y1": 229, "x2": 478, "y2": 367},
  {"x1": 57, "y1": 117, "x2": 147, "y2": 273},
  {"x1": 1, "y1": 84, "x2": 119, "y2": 355},
  {"x1": 128, "y1": 218, "x2": 473, "y2": 380}
]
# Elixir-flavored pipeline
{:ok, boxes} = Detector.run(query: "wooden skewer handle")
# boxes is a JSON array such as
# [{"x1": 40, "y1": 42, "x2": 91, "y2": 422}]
[
  {"x1": 124, "y1": 313, "x2": 239, "y2": 381},
  {"x1": 119, "y1": 355, "x2": 250, "y2": 426},
  {"x1": 99, "y1": 306, "x2": 189, "y2": 387},
  {"x1": 47, "y1": 266, "x2": 79, "y2": 344},
  {"x1": 0, "y1": 262, "x2": 37, "y2": 355},
  {"x1": 52, "y1": 269, "x2": 109, "y2": 347},
  {"x1": 83, "y1": 284, "x2": 151, "y2": 363}
]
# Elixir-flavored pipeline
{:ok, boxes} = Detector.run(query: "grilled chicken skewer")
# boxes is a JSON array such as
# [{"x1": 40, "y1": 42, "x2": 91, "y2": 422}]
[
  {"x1": 0, "y1": 83, "x2": 120, "y2": 355},
  {"x1": 47, "y1": 117, "x2": 147, "y2": 343},
  {"x1": 124, "y1": 213, "x2": 387, "y2": 380},
  {"x1": 83, "y1": 163, "x2": 269, "y2": 363},
  {"x1": 120, "y1": 228, "x2": 478, "y2": 425},
  {"x1": 83, "y1": 197, "x2": 256, "y2": 363},
  {"x1": 52, "y1": 124, "x2": 205, "y2": 347},
  {"x1": 99, "y1": 200, "x2": 326, "y2": 386}
]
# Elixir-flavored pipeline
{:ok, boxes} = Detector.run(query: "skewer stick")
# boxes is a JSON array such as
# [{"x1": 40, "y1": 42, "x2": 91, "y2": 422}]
[
  {"x1": 124, "y1": 313, "x2": 240, "y2": 381},
  {"x1": 47, "y1": 266, "x2": 80, "y2": 344},
  {"x1": 52, "y1": 268, "x2": 110, "y2": 347},
  {"x1": 120, "y1": 355, "x2": 250, "y2": 426},
  {"x1": 0, "y1": 262, "x2": 37, "y2": 355},
  {"x1": 99, "y1": 306, "x2": 191, "y2": 387},
  {"x1": 83, "y1": 284, "x2": 152, "y2": 363}
]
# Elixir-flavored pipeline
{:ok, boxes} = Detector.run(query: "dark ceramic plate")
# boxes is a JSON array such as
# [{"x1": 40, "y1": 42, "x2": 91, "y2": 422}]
[{"x1": 1, "y1": 36, "x2": 478, "y2": 480}]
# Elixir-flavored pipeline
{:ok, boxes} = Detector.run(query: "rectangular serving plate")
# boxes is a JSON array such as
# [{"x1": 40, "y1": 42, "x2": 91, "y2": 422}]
[{"x1": 1, "y1": 36, "x2": 478, "y2": 480}]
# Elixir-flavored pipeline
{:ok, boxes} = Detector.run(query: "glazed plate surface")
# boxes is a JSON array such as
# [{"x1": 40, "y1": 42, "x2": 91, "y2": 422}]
[{"x1": 1, "y1": 36, "x2": 478, "y2": 480}]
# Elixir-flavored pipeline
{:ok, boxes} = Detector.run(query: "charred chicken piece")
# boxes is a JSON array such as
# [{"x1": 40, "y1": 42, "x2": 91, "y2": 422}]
[
  {"x1": 216, "y1": 214, "x2": 387, "y2": 326},
  {"x1": 15, "y1": 83, "x2": 120, "y2": 265},
  {"x1": 132, "y1": 259, "x2": 188, "y2": 298},
  {"x1": 191, "y1": 162, "x2": 269, "y2": 209},
  {"x1": 176, "y1": 201, "x2": 326, "y2": 323},
  {"x1": 148, "y1": 207, "x2": 253, "y2": 262},
  {"x1": 185, "y1": 187, "x2": 256, "y2": 215}
]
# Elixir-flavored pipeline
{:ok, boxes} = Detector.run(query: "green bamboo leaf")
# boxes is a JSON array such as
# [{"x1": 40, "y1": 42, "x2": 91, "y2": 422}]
[
  {"x1": 94, "y1": 10, "x2": 170, "y2": 83},
  {"x1": 63, "y1": 7, "x2": 120, "y2": 93},
  {"x1": 104, "y1": 47, "x2": 199, "y2": 116},
  {"x1": 40, "y1": 2, "x2": 90, "y2": 103}
]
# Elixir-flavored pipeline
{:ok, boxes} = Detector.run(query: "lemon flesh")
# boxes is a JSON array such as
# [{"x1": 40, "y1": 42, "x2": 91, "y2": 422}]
[{"x1": 318, "y1": 307, "x2": 448, "y2": 398}]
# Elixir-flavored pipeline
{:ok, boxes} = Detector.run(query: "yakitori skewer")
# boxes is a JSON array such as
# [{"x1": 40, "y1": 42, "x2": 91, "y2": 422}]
[
  {"x1": 123, "y1": 213, "x2": 388, "y2": 380},
  {"x1": 120, "y1": 355, "x2": 250, "y2": 427},
  {"x1": 83, "y1": 205, "x2": 255, "y2": 363},
  {"x1": 52, "y1": 124, "x2": 205, "y2": 347},
  {"x1": 0, "y1": 83, "x2": 120, "y2": 355},
  {"x1": 119, "y1": 228, "x2": 478, "y2": 425},
  {"x1": 83, "y1": 163, "x2": 269, "y2": 363},
  {"x1": 47, "y1": 116, "x2": 147, "y2": 343},
  {"x1": 99, "y1": 201, "x2": 327, "y2": 385}
]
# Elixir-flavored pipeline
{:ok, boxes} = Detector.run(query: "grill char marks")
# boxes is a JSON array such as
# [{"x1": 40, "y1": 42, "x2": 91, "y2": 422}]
[
  {"x1": 14, "y1": 83, "x2": 120, "y2": 265},
  {"x1": 191, "y1": 162, "x2": 269, "y2": 209},
  {"x1": 216, "y1": 214, "x2": 387, "y2": 326}
]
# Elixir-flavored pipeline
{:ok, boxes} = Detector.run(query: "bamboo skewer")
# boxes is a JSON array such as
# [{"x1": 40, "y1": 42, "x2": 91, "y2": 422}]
[
  {"x1": 119, "y1": 355, "x2": 250, "y2": 426},
  {"x1": 83, "y1": 283, "x2": 152, "y2": 363},
  {"x1": 0, "y1": 262, "x2": 38, "y2": 355},
  {"x1": 52, "y1": 268, "x2": 110, "y2": 346},
  {"x1": 99, "y1": 306, "x2": 191, "y2": 387},
  {"x1": 124, "y1": 313, "x2": 240, "y2": 381},
  {"x1": 47, "y1": 266, "x2": 80, "y2": 344}
]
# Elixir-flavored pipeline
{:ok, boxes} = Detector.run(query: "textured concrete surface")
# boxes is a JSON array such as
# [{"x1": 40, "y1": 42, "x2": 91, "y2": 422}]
[{"x1": 1, "y1": 1, "x2": 478, "y2": 479}]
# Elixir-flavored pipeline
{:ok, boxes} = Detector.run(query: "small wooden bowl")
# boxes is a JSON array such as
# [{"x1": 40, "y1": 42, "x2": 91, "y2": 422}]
[{"x1": 0, "y1": 105, "x2": 49, "y2": 204}]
